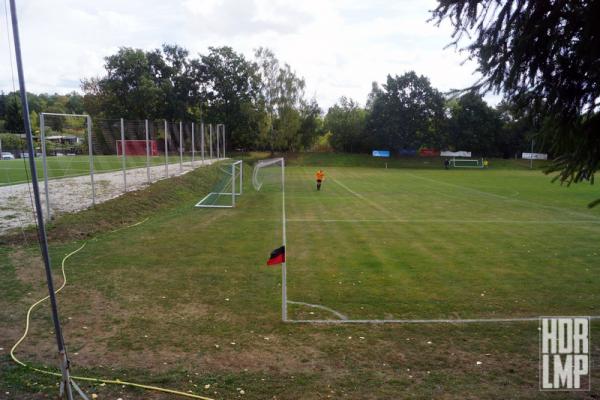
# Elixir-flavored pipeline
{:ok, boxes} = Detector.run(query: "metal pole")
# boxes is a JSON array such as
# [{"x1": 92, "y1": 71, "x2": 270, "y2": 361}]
[
  {"x1": 239, "y1": 160, "x2": 243, "y2": 195},
  {"x1": 223, "y1": 125, "x2": 226, "y2": 159},
  {"x1": 87, "y1": 116, "x2": 95, "y2": 206},
  {"x1": 120, "y1": 118, "x2": 126, "y2": 192},
  {"x1": 209, "y1": 124, "x2": 213, "y2": 160},
  {"x1": 232, "y1": 162, "x2": 236, "y2": 207},
  {"x1": 191, "y1": 122, "x2": 195, "y2": 167},
  {"x1": 216, "y1": 125, "x2": 220, "y2": 160},
  {"x1": 9, "y1": 2, "x2": 75, "y2": 398},
  {"x1": 145, "y1": 119, "x2": 150, "y2": 184},
  {"x1": 40, "y1": 113, "x2": 51, "y2": 219},
  {"x1": 179, "y1": 121, "x2": 183, "y2": 172},
  {"x1": 164, "y1": 120, "x2": 169, "y2": 177},
  {"x1": 281, "y1": 158, "x2": 287, "y2": 321},
  {"x1": 201, "y1": 122, "x2": 205, "y2": 164},
  {"x1": 530, "y1": 139, "x2": 534, "y2": 169}
]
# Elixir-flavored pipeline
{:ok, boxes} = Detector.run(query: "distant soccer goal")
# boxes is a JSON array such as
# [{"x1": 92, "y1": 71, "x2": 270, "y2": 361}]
[
  {"x1": 116, "y1": 139, "x2": 159, "y2": 156},
  {"x1": 449, "y1": 157, "x2": 484, "y2": 168},
  {"x1": 195, "y1": 160, "x2": 243, "y2": 208}
]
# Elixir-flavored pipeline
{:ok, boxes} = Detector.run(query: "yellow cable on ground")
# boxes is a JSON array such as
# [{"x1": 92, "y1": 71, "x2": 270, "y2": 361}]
[{"x1": 10, "y1": 219, "x2": 216, "y2": 400}]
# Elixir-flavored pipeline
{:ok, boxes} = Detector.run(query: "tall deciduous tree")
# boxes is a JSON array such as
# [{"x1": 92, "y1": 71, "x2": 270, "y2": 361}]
[
  {"x1": 447, "y1": 93, "x2": 503, "y2": 155},
  {"x1": 325, "y1": 97, "x2": 368, "y2": 153},
  {"x1": 367, "y1": 72, "x2": 446, "y2": 150}
]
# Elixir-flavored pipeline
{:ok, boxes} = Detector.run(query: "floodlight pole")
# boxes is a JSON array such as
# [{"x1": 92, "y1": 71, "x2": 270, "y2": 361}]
[
  {"x1": 281, "y1": 158, "x2": 287, "y2": 321},
  {"x1": 9, "y1": 1, "x2": 81, "y2": 398}
]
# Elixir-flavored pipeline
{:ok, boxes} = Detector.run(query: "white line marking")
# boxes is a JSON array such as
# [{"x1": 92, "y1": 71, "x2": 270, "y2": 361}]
[
  {"x1": 405, "y1": 172, "x2": 600, "y2": 221},
  {"x1": 287, "y1": 316, "x2": 600, "y2": 324},
  {"x1": 287, "y1": 300, "x2": 348, "y2": 320},
  {"x1": 330, "y1": 177, "x2": 394, "y2": 217},
  {"x1": 286, "y1": 218, "x2": 600, "y2": 224}
]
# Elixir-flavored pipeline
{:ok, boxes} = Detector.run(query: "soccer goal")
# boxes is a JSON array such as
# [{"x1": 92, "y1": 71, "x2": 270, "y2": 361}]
[
  {"x1": 449, "y1": 157, "x2": 484, "y2": 168},
  {"x1": 195, "y1": 160, "x2": 243, "y2": 208}
]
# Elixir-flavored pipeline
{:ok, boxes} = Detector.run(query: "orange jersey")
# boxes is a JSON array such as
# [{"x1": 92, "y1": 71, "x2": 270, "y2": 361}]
[{"x1": 316, "y1": 171, "x2": 325, "y2": 181}]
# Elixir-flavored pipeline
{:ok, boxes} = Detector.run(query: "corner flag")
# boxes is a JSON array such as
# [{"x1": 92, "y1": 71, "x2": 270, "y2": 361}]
[{"x1": 267, "y1": 246, "x2": 285, "y2": 265}]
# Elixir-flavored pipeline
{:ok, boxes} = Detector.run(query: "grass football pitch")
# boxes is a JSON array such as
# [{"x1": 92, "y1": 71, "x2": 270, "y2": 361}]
[
  {"x1": 0, "y1": 154, "x2": 196, "y2": 186},
  {"x1": 1, "y1": 154, "x2": 599, "y2": 399}
]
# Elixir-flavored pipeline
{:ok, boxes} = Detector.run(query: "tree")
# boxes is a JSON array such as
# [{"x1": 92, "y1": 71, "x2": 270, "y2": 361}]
[
  {"x1": 366, "y1": 72, "x2": 446, "y2": 151},
  {"x1": 82, "y1": 47, "x2": 163, "y2": 119},
  {"x1": 447, "y1": 93, "x2": 503, "y2": 155},
  {"x1": 254, "y1": 48, "x2": 310, "y2": 151},
  {"x1": 298, "y1": 98, "x2": 322, "y2": 150},
  {"x1": 431, "y1": 0, "x2": 600, "y2": 191},
  {"x1": 325, "y1": 97, "x2": 368, "y2": 153},
  {"x1": 199, "y1": 46, "x2": 263, "y2": 149}
]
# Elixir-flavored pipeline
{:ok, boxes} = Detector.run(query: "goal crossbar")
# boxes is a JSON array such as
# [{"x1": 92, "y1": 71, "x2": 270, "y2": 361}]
[{"x1": 449, "y1": 157, "x2": 484, "y2": 168}]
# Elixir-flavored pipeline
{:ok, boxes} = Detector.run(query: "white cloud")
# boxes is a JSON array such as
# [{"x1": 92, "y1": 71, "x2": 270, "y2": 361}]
[{"x1": 1, "y1": 0, "x2": 496, "y2": 109}]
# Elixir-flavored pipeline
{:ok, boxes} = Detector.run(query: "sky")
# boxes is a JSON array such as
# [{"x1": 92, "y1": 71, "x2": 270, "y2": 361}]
[{"x1": 1, "y1": 0, "x2": 497, "y2": 110}]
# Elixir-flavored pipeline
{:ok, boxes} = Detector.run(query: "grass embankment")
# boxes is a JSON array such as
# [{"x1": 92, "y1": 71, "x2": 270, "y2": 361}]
[{"x1": 1, "y1": 153, "x2": 598, "y2": 399}]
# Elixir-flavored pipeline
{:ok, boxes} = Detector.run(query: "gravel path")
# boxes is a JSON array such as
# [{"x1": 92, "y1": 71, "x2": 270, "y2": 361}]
[{"x1": 0, "y1": 159, "x2": 223, "y2": 235}]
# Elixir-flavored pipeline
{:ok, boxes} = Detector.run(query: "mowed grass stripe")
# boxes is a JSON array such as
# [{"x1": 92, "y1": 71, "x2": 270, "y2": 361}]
[{"x1": 282, "y1": 166, "x2": 600, "y2": 319}]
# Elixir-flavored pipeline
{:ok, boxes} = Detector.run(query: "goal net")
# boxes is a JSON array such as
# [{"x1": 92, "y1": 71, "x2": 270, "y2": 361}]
[
  {"x1": 449, "y1": 158, "x2": 484, "y2": 168},
  {"x1": 253, "y1": 158, "x2": 285, "y2": 192},
  {"x1": 195, "y1": 160, "x2": 243, "y2": 208}
]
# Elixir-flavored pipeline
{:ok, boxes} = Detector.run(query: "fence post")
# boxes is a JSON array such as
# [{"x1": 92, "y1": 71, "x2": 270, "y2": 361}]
[
  {"x1": 145, "y1": 119, "x2": 150, "y2": 184},
  {"x1": 179, "y1": 121, "x2": 183, "y2": 172},
  {"x1": 209, "y1": 124, "x2": 213, "y2": 160},
  {"x1": 191, "y1": 122, "x2": 195, "y2": 167},
  {"x1": 216, "y1": 124, "x2": 220, "y2": 159},
  {"x1": 120, "y1": 118, "x2": 127, "y2": 192},
  {"x1": 40, "y1": 113, "x2": 51, "y2": 219},
  {"x1": 201, "y1": 122, "x2": 205, "y2": 164},
  {"x1": 87, "y1": 115, "x2": 95, "y2": 206},
  {"x1": 164, "y1": 119, "x2": 169, "y2": 178}
]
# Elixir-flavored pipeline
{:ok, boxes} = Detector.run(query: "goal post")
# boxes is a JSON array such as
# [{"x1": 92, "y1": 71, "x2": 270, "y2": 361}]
[
  {"x1": 449, "y1": 157, "x2": 484, "y2": 168},
  {"x1": 195, "y1": 160, "x2": 243, "y2": 208}
]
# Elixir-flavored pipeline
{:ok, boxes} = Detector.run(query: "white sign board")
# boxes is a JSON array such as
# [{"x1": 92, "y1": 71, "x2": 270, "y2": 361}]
[
  {"x1": 441, "y1": 151, "x2": 471, "y2": 157},
  {"x1": 522, "y1": 152, "x2": 548, "y2": 160}
]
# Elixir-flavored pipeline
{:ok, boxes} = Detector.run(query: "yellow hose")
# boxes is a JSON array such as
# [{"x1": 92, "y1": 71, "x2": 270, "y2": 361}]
[{"x1": 10, "y1": 219, "x2": 216, "y2": 400}]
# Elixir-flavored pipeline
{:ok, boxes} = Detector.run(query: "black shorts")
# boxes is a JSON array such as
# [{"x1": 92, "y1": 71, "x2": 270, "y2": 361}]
[{"x1": 317, "y1": 179, "x2": 322, "y2": 184}]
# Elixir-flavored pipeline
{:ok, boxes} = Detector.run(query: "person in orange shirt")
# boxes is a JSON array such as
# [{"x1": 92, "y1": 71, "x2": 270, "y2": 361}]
[{"x1": 315, "y1": 169, "x2": 325, "y2": 191}]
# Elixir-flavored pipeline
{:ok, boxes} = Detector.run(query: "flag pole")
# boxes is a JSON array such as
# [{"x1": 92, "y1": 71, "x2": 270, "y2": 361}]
[{"x1": 281, "y1": 158, "x2": 287, "y2": 321}]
